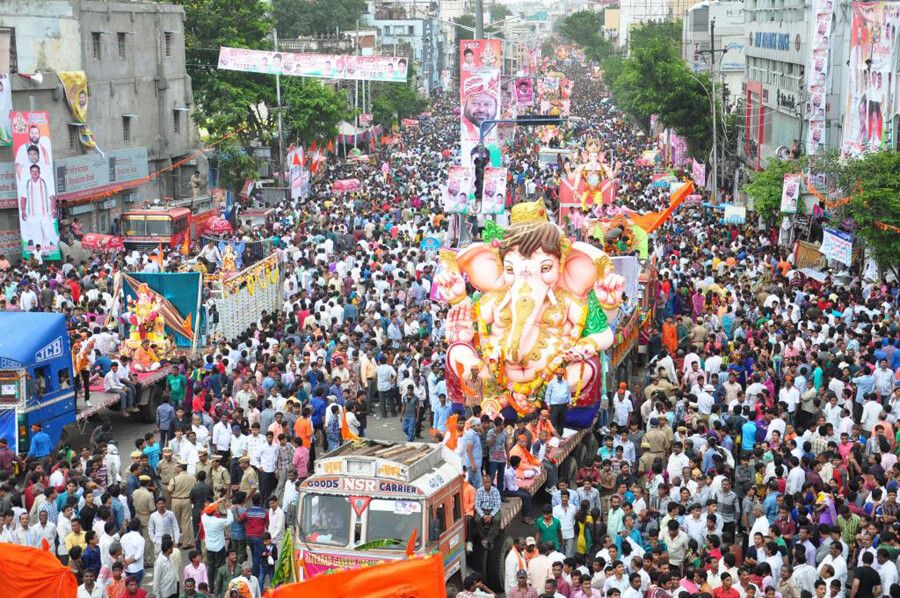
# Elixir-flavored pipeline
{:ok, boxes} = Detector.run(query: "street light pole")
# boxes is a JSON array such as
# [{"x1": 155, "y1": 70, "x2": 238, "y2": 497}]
[{"x1": 710, "y1": 18, "x2": 717, "y2": 204}]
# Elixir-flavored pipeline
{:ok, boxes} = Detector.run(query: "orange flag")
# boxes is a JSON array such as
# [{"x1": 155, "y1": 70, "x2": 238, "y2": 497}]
[
  {"x1": 631, "y1": 181, "x2": 695, "y2": 234},
  {"x1": 444, "y1": 414, "x2": 459, "y2": 450},
  {"x1": 155, "y1": 242, "x2": 165, "y2": 269},
  {"x1": 271, "y1": 553, "x2": 446, "y2": 598},
  {"x1": 180, "y1": 228, "x2": 190, "y2": 256},
  {"x1": 341, "y1": 408, "x2": 360, "y2": 442},
  {"x1": 327, "y1": 140, "x2": 334, "y2": 153},
  {"x1": 404, "y1": 528, "x2": 418, "y2": 557}
]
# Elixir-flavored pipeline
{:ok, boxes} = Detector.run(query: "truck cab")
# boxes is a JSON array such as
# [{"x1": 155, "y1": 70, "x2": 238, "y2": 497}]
[
  {"x1": 295, "y1": 441, "x2": 466, "y2": 589},
  {"x1": 0, "y1": 313, "x2": 76, "y2": 454}
]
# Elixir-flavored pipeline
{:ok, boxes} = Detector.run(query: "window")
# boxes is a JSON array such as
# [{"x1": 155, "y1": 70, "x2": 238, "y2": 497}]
[
  {"x1": 366, "y1": 499, "x2": 422, "y2": 550},
  {"x1": 164, "y1": 32, "x2": 173, "y2": 57},
  {"x1": 117, "y1": 32, "x2": 127, "y2": 59},
  {"x1": 452, "y1": 492, "x2": 462, "y2": 521},
  {"x1": 69, "y1": 125, "x2": 79, "y2": 150},
  {"x1": 173, "y1": 110, "x2": 181, "y2": 134},
  {"x1": 92, "y1": 32, "x2": 102, "y2": 60},
  {"x1": 122, "y1": 116, "x2": 131, "y2": 142},
  {"x1": 58, "y1": 368, "x2": 71, "y2": 390},
  {"x1": 0, "y1": 28, "x2": 17, "y2": 73},
  {"x1": 300, "y1": 494, "x2": 351, "y2": 547}
]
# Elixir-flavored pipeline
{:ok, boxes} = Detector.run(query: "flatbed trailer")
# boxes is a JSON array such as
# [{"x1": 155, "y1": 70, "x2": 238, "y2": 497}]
[{"x1": 82, "y1": 364, "x2": 174, "y2": 424}]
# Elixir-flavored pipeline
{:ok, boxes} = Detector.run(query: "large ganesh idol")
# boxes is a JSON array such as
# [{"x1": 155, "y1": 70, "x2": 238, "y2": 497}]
[{"x1": 436, "y1": 200, "x2": 626, "y2": 424}]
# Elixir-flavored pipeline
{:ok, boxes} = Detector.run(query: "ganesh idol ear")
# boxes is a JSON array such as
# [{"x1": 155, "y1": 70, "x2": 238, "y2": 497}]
[
  {"x1": 456, "y1": 243, "x2": 506, "y2": 292},
  {"x1": 560, "y1": 241, "x2": 606, "y2": 298}
]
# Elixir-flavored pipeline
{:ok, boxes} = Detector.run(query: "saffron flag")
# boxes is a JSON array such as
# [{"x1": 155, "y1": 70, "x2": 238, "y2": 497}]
[
  {"x1": 0, "y1": 543, "x2": 78, "y2": 598},
  {"x1": 270, "y1": 553, "x2": 446, "y2": 598},
  {"x1": 341, "y1": 408, "x2": 360, "y2": 442},
  {"x1": 630, "y1": 181, "x2": 695, "y2": 234}
]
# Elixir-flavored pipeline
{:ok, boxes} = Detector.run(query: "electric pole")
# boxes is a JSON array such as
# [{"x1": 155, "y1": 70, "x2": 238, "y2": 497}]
[{"x1": 475, "y1": 0, "x2": 484, "y2": 38}]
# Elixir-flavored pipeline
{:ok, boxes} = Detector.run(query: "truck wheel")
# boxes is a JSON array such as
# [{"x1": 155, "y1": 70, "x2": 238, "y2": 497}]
[
  {"x1": 560, "y1": 456, "x2": 578, "y2": 486},
  {"x1": 582, "y1": 435, "x2": 598, "y2": 464},
  {"x1": 140, "y1": 386, "x2": 163, "y2": 424},
  {"x1": 486, "y1": 531, "x2": 513, "y2": 591},
  {"x1": 572, "y1": 444, "x2": 586, "y2": 469},
  {"x1": 446, "y1": 571, "x2": 463, "y2": 598}
]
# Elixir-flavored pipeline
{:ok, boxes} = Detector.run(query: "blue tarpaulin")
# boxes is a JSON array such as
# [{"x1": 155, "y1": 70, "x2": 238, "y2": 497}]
[{"x1": 0, "y1": 408, "x2": 17, "y2": 449}]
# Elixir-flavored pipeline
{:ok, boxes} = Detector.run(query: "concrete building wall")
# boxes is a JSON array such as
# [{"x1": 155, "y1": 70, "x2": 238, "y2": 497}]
[{"x1": 0, "y1": 0, "x2": 204, "y2": 247}]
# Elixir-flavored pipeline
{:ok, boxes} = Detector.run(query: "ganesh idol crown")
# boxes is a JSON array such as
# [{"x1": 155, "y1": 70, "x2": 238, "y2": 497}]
[{"x1": 436, "y1": 199, "x2": 627, "y2": 424}]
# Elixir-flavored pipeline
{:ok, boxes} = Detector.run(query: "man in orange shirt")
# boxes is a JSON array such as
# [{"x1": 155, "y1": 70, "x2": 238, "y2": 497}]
[
  {"x1": 293, "y1": 406, "x2": 314, "y2": 459},
  {"x1": 133, "y1": 339, "x2": 161, "y2": 372},
  {"x1": 463, "y1": 472, "x2": 476, "y2": 553}
]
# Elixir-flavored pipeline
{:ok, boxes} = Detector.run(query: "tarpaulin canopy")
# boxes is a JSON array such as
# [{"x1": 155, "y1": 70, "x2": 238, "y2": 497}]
[{"x1": 0, "y1": 542, "x2": 78, "y2": 598}]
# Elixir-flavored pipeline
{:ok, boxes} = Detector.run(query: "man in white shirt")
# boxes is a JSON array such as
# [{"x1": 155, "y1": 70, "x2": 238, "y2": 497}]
[
  {"x1": 266, "y1": 496, "x2": 285, "y2": 545},
  {"x1": 103, "y1": 363, "x2": 135, "y2": 411},
  {"x1": 552, "y1": 491, "x2": 578, "y2": 557},
  {"x1": 148, "y1": 498, "x2": 180, "y2": 555},
  {"x1": 120, "y1": 519, "x2": 146, "y2": 585},
  {"x1": 666, "y1": 442, "x2": 690, "y2": 482},
  {"x1": 78, "y1": 569, "x2": 107, "y2": 598}
]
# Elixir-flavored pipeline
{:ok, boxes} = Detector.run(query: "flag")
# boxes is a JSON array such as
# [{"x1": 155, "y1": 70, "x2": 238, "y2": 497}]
[
  {"x1": 404, "y1": 528, "x2": 417, "y2": 558},
  {"x1": 155, "y1": 242, "x2": 165, "y2": 269},
  {"x1": 270, "y1": 553, "x2": 446, "y2": 598},
  {"x1": 180, "y1": 228, "x2": 190, "y2": 256},
  {"x1": 271, "y1": 531, "x2": 295, "y2": 586},
  {"x1": 369, "y1": 136, "x2": 376, "y2": 152},
  {"x1": 327, "y1": 139, "x2": 334, "y2": 153},
  {"x1": 630, "y1": 181, "x2": 695, "y2": 234},
  {"x1": 341, "y1": 408, "x2": 360, "y2": 442},
  {"x1": 444, "y1": 414, "x2": 459, "y2": 450}
]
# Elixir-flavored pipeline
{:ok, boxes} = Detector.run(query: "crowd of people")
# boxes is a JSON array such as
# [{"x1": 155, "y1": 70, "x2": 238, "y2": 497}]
[{"x1": 0, "y1": 46, "x2": 897, "y2": 598}]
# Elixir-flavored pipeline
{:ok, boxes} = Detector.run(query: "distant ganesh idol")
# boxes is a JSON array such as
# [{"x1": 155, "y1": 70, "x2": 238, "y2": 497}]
[{"x1": 436, "y1": 200, "x2": 626, "y2": 423}]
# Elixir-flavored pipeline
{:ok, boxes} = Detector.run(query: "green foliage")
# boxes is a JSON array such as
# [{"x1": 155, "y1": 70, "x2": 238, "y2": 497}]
[
  {"x1": 838, "y1": 151, "x2": 900, "y2": 277},
  {"x1": 609, "y1": 28, "x2": 713, "y2": 159},
  {"x1": 489, "y1": 4, "x2": 513, "y2": 22},
  {"x1": 741, "y1": 158, "x2": 803, "y2": 222},
  {"x1": 281, "y1": 79, "x2": 351, "y2": 145},
  {"x1": 627, "y1": 20, "x2": 682, "y2": 50},
  {"x1": 214, "y1": 139, "x2": 259, "y2": 197},
  {"x1": 557, "y1": 10, "x2": 604, "y2": 47},
  {"x1": 371, "y1": 80, "x2": 428, "y2": 127},
  {"x1": 273, "y1": 0, "x2": 368, "y2": 38}
]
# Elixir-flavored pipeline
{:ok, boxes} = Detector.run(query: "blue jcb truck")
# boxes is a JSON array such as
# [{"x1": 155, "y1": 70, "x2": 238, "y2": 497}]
[{"x1": 0, "y1": 312, "x2": 77, "y2": 457}]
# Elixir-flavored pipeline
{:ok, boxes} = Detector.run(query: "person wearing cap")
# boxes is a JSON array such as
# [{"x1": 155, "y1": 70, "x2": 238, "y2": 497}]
[
  {"x1": 169, "y1": 460, "x2": 196, "y2": 550},
  {"x1": 509, "y1": 568, "x2": 538, "y2": 598},
  {"x1": 156, "y1": 447, "x2": 177, "y2": 504},
  {"x1": 209, "y1": 453, "x2": 232, "y2": 499},
  {"x1": 544, "y1": 368, "x2": 571, "y2": 436}
]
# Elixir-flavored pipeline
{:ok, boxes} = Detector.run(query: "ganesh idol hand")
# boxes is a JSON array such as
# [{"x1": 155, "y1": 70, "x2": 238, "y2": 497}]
[
  {"x1": 594, "y1": 271, "x2": 626, "y2": 308},
  {"x1": 434, "y1": 271, "x2": 467, "y2": 305}
]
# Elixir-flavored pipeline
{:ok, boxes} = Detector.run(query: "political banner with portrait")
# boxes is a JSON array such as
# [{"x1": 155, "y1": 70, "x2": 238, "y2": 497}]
[
  {"x1": 57, "y1": 71, "x2": 99, "y2": 151},
  {"x1": 217, "y1": 47, "x2": 408, "y2": 83},
  {"x1": 515, "y1": 77, "x2": 534, "y2": 107},
  {"x1": 780, "y1": 173, "x2": 803, "y2": 213},
  {"x1": 459, "y1": 39, "x2": 502, "y2": 167},
  {"x1": 443, "y1": 165, "x2": 473, "y2": 214},
  {"x1": 0, "y1": 73, "x2": 11, "y2": 147},
  {"x1": 480, "y1": 167, "x2": 507, "y2": 215},
  {"x1": 805, "y1": 0, "x2": 834, "y2": 154},
  {"x1": 11, "y1": 111, "x2": 60, "y2": 260},
  {"x1": 841, "y1": 2, "x2": 900, "y2": 157}
]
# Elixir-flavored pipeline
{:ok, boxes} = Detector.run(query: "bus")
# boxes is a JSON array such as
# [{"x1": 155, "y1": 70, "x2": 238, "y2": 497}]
[{"x1": 120, "y1": 195, "x2": 217, "y2": 250}]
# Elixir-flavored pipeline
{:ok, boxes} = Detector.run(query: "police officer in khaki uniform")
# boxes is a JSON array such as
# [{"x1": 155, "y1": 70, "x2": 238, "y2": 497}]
[
  {"x1": 643, "y1": 416, "x2": 671, "y2": 466},
  {"x1": 168, "y1": 460, "x2": 197, "y2": 548},
  {"x1": 237, "y1": 455, "x2": 258, "y2": 502},
  {"x1": 156, "y1": 447, "x2": 177, "y2": 503},
  {"x1": 195, "y1": 447, "x2": 212, "y2": 482},
  {"x1": 132, "y1": 474, "x2": 156, "y2": 566},
  {"x1": 209, "y1": 454, "x2": 231, "y2": 499}
]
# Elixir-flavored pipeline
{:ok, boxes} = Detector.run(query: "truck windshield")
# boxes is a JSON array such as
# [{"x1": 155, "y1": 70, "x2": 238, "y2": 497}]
[
  {"x1": 299, "y1": 494, "x2": 350, "y2": 547},
  {"x1": 145, "y1": 218, "x2": 172, "y2": 237},
  {"x1": 365, "y1": 499, "x2": 422, "y2": 550}
]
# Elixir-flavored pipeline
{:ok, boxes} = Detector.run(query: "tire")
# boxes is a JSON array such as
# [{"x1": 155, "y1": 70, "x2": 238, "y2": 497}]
[
  {"x1": 582, "y1": 435, "x2": 598, "y2": 465},
  {"x1": 140, "y1": 385, "x2": 163, "y2": 424},
  {"x1": 446, "y1": 571, "x2": 463, "y2": 598},
  {"x1": 485, "y1": 531, "x2": 513, "y2": 591},
  {"x1": 560, "y1": 456, "x2": 578, "y2": 486},
  {"x1": 572, "y1": 444, "x2": 586, "y2": 469}
]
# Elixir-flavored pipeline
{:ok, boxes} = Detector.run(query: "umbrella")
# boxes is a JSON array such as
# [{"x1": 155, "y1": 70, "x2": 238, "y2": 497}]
[{"x1": 204, "y1": 216, "x2": 232, "y2": 235}]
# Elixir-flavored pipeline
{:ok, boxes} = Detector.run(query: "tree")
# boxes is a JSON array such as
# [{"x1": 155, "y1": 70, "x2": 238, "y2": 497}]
[
  {"x1": 741, "y1": 158, "x2": 803, "y2": 222},
  {"x1": 489, "y1": 4, "x2": 513, "y2": 22},
  {"x1": 273, "y1": 0, "x2": 368, "y2": 38},
  {"x1": 838, "y1": 151, "x2": 900, "y2": 277},
  {"x1": 371, "y1": 61, "x2": 428, "y2": 128},
  {"x1": 213, "y1": 139, "x2": 259, "y2": 198},
  {"x1": 557, "y1": 10, "x2": 604, "y2": 48},
  {"x1": 281, "y1": 79, "x2": 351, "y2": 145}
]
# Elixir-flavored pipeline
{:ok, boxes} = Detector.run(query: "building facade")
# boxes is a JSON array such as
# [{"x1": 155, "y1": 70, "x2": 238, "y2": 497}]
[
  {"x1": 0, "y1": 0, "x2": 204, "y2": 250},
  {"x1": 739, "y1": 0, "x2": 850, "y2": 169},
  {"x1": 682, "y1": 1, "x2": 746, "y2": 109}
]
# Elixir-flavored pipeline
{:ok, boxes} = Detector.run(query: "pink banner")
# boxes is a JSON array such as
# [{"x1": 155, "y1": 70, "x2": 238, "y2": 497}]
[
  {"x1": 332, "y1": 178, "x2": 362, "y2": 193},
  {"x1": 692, "y1": 159, "x2": 706, "y2": 187}
]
